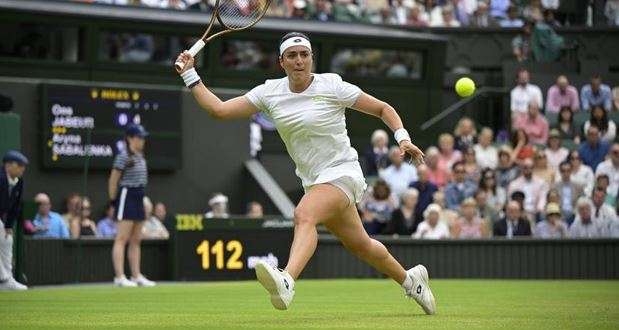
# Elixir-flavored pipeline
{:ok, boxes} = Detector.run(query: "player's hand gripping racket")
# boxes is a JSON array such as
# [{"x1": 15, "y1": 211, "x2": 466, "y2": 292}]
[{"x1": 174, "y1": 0, "x2": 271, "y2": 72}]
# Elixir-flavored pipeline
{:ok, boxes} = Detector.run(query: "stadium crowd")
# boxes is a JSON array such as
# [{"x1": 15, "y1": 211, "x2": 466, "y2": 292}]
[
  {"x1": 358, "y1": 69, "x2": 619, "y2": 239},
  {"x1": 73, "y1": 0, "x2": 619, "y2": 28}
]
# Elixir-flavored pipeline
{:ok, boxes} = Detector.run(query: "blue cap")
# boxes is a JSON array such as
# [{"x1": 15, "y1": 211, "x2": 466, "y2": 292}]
[
  {"x1": 2, "y1": 150, "x2": 29, "y2": 165},
  {"x1": 125, "y1": 124, "x2": 149, "y2": 138}
]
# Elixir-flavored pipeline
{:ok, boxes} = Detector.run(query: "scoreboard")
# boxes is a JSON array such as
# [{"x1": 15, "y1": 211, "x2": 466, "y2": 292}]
[{"x1": 41, "y1": 83, "x2": 182, "y2": 170}]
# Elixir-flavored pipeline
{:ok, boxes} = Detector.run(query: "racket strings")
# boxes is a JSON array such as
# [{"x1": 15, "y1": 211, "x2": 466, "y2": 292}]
[{"x1": 218, "y1": 0, "x2": 269, "y2": 30}]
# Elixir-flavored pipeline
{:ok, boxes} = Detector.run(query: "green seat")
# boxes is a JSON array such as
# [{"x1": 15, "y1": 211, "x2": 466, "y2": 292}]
[
  {"x1": 574, "y1": 112, "x2": 589, "y2": 133},
  {"x1": 545, "y1": 112, "x2": 558, "y2": 127},
  {"x1": 561, "y1": 139, "x2": 578, "y2": 150}
]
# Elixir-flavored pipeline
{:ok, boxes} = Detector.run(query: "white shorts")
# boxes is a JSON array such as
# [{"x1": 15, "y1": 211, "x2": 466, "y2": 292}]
[
  {"x1": 328, "y1": 176, "x2": 367, "y2": 206},
  {"x1": 303, "y1": 161, "x2": 368, "y2": 205}
]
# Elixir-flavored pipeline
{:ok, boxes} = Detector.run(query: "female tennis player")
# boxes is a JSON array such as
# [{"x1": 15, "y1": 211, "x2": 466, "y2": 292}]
[
  {"x1": 175, "y1": 32, "x2": 436, "y2": 314},
  {"x1": 108, "y1": 124, "x2": 156, "y2": 287}
]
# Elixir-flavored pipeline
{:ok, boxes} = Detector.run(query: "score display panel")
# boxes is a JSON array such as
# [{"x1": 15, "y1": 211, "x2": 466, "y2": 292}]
[
  {"x1": 41, "y1": 83, "x2": 182, "y2": 170},
  {"x1": 173, "y1": 216, "x2": 293, "y2": 281}
]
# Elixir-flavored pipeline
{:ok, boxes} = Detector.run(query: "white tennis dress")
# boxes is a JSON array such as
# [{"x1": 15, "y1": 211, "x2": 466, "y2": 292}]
[{"x1": 245, "y1": 73, "x2": 368, "y2": 203}]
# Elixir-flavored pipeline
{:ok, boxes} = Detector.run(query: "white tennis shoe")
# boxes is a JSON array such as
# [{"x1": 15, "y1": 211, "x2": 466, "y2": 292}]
[
  {"x1": 132, "y1": 274, "x2": 156, "y2": 287},
  {"x1": 255, "y1": 260, "x2": 295, "y2": 310},
  {"x1": 114, "y1": 275, "x2": 137, "y2": 287},
  {"x1": 405, "y1": 264, "x2": 437, "y2": 315}
]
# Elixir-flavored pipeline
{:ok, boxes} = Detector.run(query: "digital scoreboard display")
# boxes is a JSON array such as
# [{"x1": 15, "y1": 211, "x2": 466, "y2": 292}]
[{"x1": 41, "y1": 83, "x2": 182, "y2": 170}]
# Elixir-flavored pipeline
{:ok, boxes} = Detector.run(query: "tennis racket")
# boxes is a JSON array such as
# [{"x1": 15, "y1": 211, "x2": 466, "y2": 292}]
[{"x1": 174, "y1": 0, "x2": 271, "y2": 72}]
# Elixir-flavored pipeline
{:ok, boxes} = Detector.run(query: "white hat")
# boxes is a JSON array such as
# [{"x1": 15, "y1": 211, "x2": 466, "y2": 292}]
[
  {"x1": 423, "y1": 203, "x2": 442, "y2": 218},
  {"x1": 208, "y1": 193, "x2": 229, "y2": 206},
  {"x1": 293, "y1": 0, "x2": 307, "y2": 9}
]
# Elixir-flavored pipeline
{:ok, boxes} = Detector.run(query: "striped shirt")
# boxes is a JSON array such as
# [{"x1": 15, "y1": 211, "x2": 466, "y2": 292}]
[{"x1": 113, "y1": 152, "x2": 148, "y2": 187}]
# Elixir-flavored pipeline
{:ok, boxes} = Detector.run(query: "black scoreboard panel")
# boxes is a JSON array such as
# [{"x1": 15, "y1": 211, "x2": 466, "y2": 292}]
[{"x1": 41, "y1": 83, "x2": 182, "y2": 170}]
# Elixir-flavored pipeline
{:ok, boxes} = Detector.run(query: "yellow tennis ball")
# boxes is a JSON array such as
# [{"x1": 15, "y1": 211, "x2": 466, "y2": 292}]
[{"x1": 455, "y1": 77, "x2": 476, "y2": 97}]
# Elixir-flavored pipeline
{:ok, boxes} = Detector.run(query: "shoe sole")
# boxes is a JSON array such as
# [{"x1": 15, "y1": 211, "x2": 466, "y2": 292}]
[
  {"x1": 255, "y1": 262, "x2": 288, "y2": 310},
  {"x1": 412, "y1": 264, "x2": 437, "y2": 315}
]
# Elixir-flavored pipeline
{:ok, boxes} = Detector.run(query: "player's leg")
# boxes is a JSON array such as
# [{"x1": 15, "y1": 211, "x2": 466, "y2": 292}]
[
  {"x1": 112, "y1": 221, "x2": 136, "y2": 286},
  {"x1": 128, "y1": 221, "x2": 155, "y2": 286}
]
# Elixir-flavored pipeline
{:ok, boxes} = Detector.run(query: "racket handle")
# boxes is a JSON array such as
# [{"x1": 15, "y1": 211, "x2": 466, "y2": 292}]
[{"x1": 175, "y1": 40, "x2": 206, "y2": 72}]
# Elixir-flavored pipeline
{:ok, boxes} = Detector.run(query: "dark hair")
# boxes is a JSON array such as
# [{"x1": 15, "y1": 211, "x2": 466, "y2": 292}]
[
  {"x1": 589, "y1": 106, "x2": 609, "y2": 133},
  {"x1": 279, "y1": 32, "x2": 311, "y2": 56},
  {"x1": 372, "y1": 179, "x2": 391, "y2": 200},
  {"x1": 510, "y1": 129, "x2": 528, "y2": 147},
  {"x1": 479, "y1": 168, "x2": 496, "y2": 193},
  {"x1": 559, "y1": 160, "x2": 571, "y2": 170},
  {"x1": 558, "y1": 106, "x2": 573, "y2": 125},
  {"x1": 451, "y1": 160, "x2": 465, "y2": 172}
]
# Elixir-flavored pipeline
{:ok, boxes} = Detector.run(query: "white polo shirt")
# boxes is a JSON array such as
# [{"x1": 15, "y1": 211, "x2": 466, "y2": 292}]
[{"x1": 510, "y1": 83, "x2": 543, "y2": 114}]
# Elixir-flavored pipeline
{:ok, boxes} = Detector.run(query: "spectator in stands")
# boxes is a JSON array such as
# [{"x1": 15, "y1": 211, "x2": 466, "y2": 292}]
[
  {"x1": 541, "y1": 0, "x2": 559, "y2": 10},
  {"x1": 205, "y1": 193, "x2": 230, "y2": 218},
  {"x1": 72, "y1": 197, "x2": 97, "y2": 238},
  {"x1": 142, "y1": 197, "x2": 169, "y2": 239},
  {"x1": 32, "y1": 193, "x2": 70, "y2": 239},
  {"x1": 546, "y1": 75, "x2": 579, "y2": 113},
  {"x1": 489, "y1": 0, "x2": 510, "y2": 19},
  {"x1": 454, "y1": 117, "x2": 477, "y2": 152},
  {"x1": 246, "y1": 201, "x2": 264, "y2": 218},
  {"x1": 613, "y1": 87, "x2": 619, "y2": 111},
  {"x1": 590, "y1": 186, "x2": 618, "y2": 235},
  {"x1": 544, "y1": 129, "x2": 568, "y2": 171},
  {"x1": 595, "y1": 174, "x2": 616, "y2": 208},
  {"x1": 510, "y1": 69, "x2": 543, "y2": 117},
  {"x1": 452, "y1": 198, "x2": 487, "y2": 239},
  {"x1": 469, "y1": 1, "x2": 498, "y2": 27},
  {"x1": 444, "y1": 161, "x2": 477, "y2": 210},
  {"x1": 437, "y1": 133, "x2": 462, "y2": 178},
  {"x1": 462, "y1": 147, "x2": 481, "y2": 182},
  {"x1": 581, "y1": 74, "x2": 613, "y2": 112},
  {"x1": 475, "y1": 189, "x2": 500, "y2": 228},
  {"x1": 508, "y1": 158, "x2": 547, "y2": 219},
  {"x1": 424, "y1": 146, "x2": 448, "y2": 188},
  {"x1": 409, "y1": 164, "x2": 438, "y2": 218},
  {"x1": 500, "y1": 4, "x2": 524, "y2": 27},
  {"x1": 511, "y1": 128, "x2": 536, "y2": 164},
  {"x1": 496, "y1": 146, "x2": 519, "y2": 189},
  {"x1": 512, "y1": 21, "x2": 533, "y2": 62},
  {"x1": 542, "y1": 8, "x2": 561, "y2": 27},
  {"x1": 510, "y1": 190, "x2": 526, "y2": 211},
  {"x1": 363, "y1": 129, "x2": 390, "y2": 176},
  {"x1": 379, "y1": 146, "x2": 418, "y2": 197},
  {"x1": 552, "y1": 161, "x2": 584, "y2": 222},
  {"x1": 431, "y1": 5, "x2": 461, "y2": 27},
  {"x1": 421, "y1": 0, "x2": 442, "y2": 25},
  {"x1": 568, "y1": 150, "x2": 595, "y2": 198},
  {"x1": 513, "y1": 101, "x2": 549, "y2": 145},
  {"x1": 583, "y1": 106, "x2": 617, "y2": 143},
  {"x1": 595, "y1": 143, "x2": 619, "y2": 197},
  {"x1": 62, "y1": 192, "x2": 81, "y2": 231},
  {"x1": 97, "y1": 203, "x2": 117, "y2": 238},
  {"x1": 455, "y1": 0, "x2": 478, "y2": 26},
  {"x1": 407, "y1": 4, "x2": 428, "y2": 26},
  {"x1": 473, "y1": 127, "x2": 498, "y2": 170},
  {"x1": 391, "y1": 0, "x2": 408, "y2": 25},
  {"x1": 153, "y1": 202, "x2": 173, "y2": 232},
  {"x1": 494, "y1": 200, "x2": 532, "y2": 238},
  {"x1": 605, "y1": 0, "x2": 619, "y2": 26},
  {"x1": 385, "y1": 188, "x2": 422, "y2": 236},
  {"x1": 532, "y1": 150, "x2": 554, "y2": 186},
  {"x1": 579, "y1": 126, "x2": 610, "y2": 171},
  {"x1": 291, "y1": 0, "x2": 308, "y2": 19},
  {"x1": 432, "y1": 190, "x2": 459, "y2": 226},
  {"x1": 534, "y1": 202, "x2": 568, "y2": 238},
  {"x1": 554, "y1": 106, "x2": 580, "y2": 144},
  {"x1": 479, "y1": 168, "x2": 507, "y2": 212},
  {"x1": 332, "y1": 0, "x2": 363, "y2": 22},
  {"x1": 360, "y1": 179, "x2": 398, "y2": 235},
  {"x1": 569, "y1": 197, "x2": 605, "y2": 238},
  {"x1": 523, "y1": 0, "x2": 542, "y2": 21},
  {"x1": 309, "y1": 0, "x2": 334, "y2": 21},
  {"x1": 413, "y1": 203, "x2": 450, "y2": 239}
]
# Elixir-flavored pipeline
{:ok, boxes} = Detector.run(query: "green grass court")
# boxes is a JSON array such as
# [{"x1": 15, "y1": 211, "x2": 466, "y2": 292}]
[{"x1": 1, "y1": 280, "x2": 618, "y2": 329}]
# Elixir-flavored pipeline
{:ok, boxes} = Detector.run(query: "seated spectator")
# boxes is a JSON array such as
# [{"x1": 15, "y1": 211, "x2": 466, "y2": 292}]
[
  {"x1": 424, "y1": 147, "x2": 448, "y2": 188},
  {"x1": 379, "y1": 146, "x2": 418, "y2": 197},
  {"x1": 595, "y1": 143, "x2": 619, "y2": 198},
  {"x1": 430, "y1": 5, "x2": 460, "y2": 27},
  {"x1": 473, "y1": 127, "x2": 498, "y2": 170},
  {"x1": 32, "y1": 193, "x2": 70, "y2": 239},
  {"x1": 479, "y1": 168, "x2": 507, "y2": 211},
  {"x1": 581, "y1": 74, "x2": 613, "y2": 112},
  {"x1": 545, "y1": 75, "x2": 579, "y2": 113},
  {"x1": 363, "y1": 129, "x2": 390, "y2": 176},
  {"x1": 309, "y1": 0, "x2": 334, "y2": 22},
  {"x1": 534, "y1": 202, "x2": 568, "y2": 238},
  {"x1": 97, "y1": 203, "x2": 117, "y2": 238},
  {"x1": 510, "y1": 190, "x2": 526, "y2": 211},
  {"x1": 590, "y1": 186, "x2": 618, "y2": 236},
  {"x1": 421, "y1": 0, "x2": 443, "y2": 25},
  {"x1": 454, "y1": 117, "x2": 477, "y2": 152},
  {"x1": 512, "y1": 21, "x2": 533, "y2": 62},
  {"x1": 291, "y1": 0, "x2": 308, "y2": 19},
  {"x1": 542, "y1": 8, "x2": 561, "y2": 27},
  {"x1": 72, "y1": 197, "x2": 97, "y2": 238},
  {"x1": 568, "y1": 150, "x2": 595, "y2": 197},
  {"x1": 512, "y1": 101, "x2": 549, "y2": 145},
  {"x1": 606, "y1": 0, "x2": 619, "y2": 26},
  {"x1": 407, "y1": 4, "x2": 428, "y2": 27},
  {"x1": 569, "y1": 197, "x2": 606, "y2": 238},
  {"x1": 360, "y1": 179, "x2": 398, "y2": 235},
  {"x1": 475, "y1": 189, "x2": 500, "y2": 230},
  {"x1": 444, "y1": 161, "x2": 477, "y2": 210},
  {"x1": 409, "y1": 164, "x2": 438, "y2": 218},
  {"x1": 62, "y1": 192, "x2": 81, "y2": 231},
  {"x1": 595, "y1": 174, "x2": 616, "y2": 208},
  {"x1": 554, "y1": 106, "x2": 581, "y2": 144},
  {"x1": 614, "y1": 86, "x2": 619, "y2": 111},
  {"x1": 583, "y1": 106, "x2": 617, "y2": 143},
  {"x1": 493, "y1": 200, "x2": 532, "y2": 238},
  {"x1": 437, "y1": 133, "x2": 462, "y2": 178},
  {"x1": 508, "y1": 158, "x2": 548, "y2": 218},
  {"x1": 391, "y1": 0, "x2": 408, "y2": 25},
  {"x1": 510, "y1": 69, "x2": 543, "y2": 117},
  {"x1": 532, "y1": 150, "x2": 554, "y2": 186},
  {"x1": 499, "y1": 4, "x2": 524, "y2": 27},
  {"x1": 432, "y1": 190, "x2": 459, "y2": 227},
  {"x1": 385, "y1": 188, "x2": 422, "y2": 236},
  {"x1": 154, "y1": 201, "x2": 174, "y2": 232},
  {"x1": 452, "y1": 198, "x2": 487, "y2": 239},
  {"x1": 489, "y1": 0, "x2": 510, "y2": 19},
  {"x1": 246, "y1": 201, "x2": 264, "y2": 218},
  {"x1": 496, "y1": 146, "x2": 519, "y2": 189},
  {"x1": 544, "y1": 129, "x2": 569, "y2": 171},
  {"x1": 578, "y1": 126, "x2": 610, "y2": 171},
  {"x1": 469, "y1": 1, "x2": 498, "y2": 27},
  {"x1": 462, "y1": 147, "x2": 481, "y2": 182},
  {"x1": 511, "y1": 128, "x2": 536, "y2": 164},
  {"x1": 455, "y1": 0, "x2": 478, "y2": 26},
  {"x1": 142, "y1": 197, "x2": 169, "y2": 239},
  {"x1": 530, "y1": 11, "x2": 564, "y2": 62},
  {"x1": 413, "y1": 203, "x2": 450, "y2": 239},
  {"x1": 205, "y1": 193, "x2": 230, "y2": 218},
  {"x1": 552, "y1": 161, "x2": 584, "y2": 222}
]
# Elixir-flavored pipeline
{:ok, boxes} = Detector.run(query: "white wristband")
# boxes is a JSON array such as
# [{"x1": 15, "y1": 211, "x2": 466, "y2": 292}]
[
  {"x1": 394, "y1": 128, "x2": 411, "y2": 144},
  {"x1": 181, "y1": 68, "x2": 201, "y2": 88}
]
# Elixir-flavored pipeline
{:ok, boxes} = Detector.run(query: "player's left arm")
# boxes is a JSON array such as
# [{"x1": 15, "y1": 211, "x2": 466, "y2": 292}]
[{"x1": 351, "y1": 92, "x2": 425, "y2": 165}]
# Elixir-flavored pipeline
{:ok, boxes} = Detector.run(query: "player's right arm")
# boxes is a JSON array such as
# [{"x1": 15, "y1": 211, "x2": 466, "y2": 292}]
[{"x1": 175, "y1": 52, "x2": 259, "y2": 120}]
